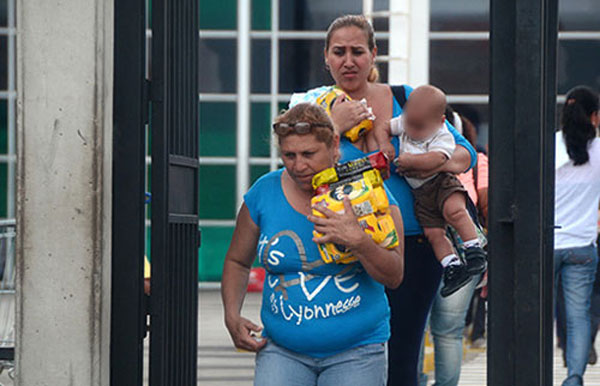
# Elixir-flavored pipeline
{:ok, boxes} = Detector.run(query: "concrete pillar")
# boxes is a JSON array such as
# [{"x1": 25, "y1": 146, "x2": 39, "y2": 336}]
[{"x1": 15, "y1": 0, "x2": 113, "y2": 384}]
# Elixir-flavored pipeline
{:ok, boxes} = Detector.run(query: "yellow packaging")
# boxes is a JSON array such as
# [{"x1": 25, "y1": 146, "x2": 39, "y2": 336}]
[
  {"x1": 316, "y1": 87, "x2": 373, "y2": 142},
  {"x1": 311, "y1": 169, "x2": 400, "y2": 264}
]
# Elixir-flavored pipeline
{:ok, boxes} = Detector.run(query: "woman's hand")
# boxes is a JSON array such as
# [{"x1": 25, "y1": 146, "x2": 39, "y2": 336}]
[
  {"x1": 308, "y1": 197, "x2": 367, "y2": 248},
  {"x1": 221, "y1": 204, "x2": 266, "y2": 352},
  {"x1": 225, "y1": 315, "x2": 268, "y2": 352},
  {"x1": 330, "y1": 95, "x2": 372, "y2": 134}
]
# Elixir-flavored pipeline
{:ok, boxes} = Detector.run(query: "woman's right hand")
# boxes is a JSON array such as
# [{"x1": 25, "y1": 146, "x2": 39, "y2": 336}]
[
  {"x1": 330, "y1": 95, "x2": 372, "y2": 134},
  {"x1": 225, "y1": 315, "x2": 268, "y2": 352}
]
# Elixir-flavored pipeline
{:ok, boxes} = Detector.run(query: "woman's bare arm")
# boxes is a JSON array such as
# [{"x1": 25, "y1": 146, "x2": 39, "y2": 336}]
[
  {"x1": 442, "y1": 145, "x2": 472, "y2": 174},
  {"x1": 221, "y1": 204, "x2": 267, "y2": 352},
  {"x1": 402, "y1": 145, "x2": 471, "y2": 179}
]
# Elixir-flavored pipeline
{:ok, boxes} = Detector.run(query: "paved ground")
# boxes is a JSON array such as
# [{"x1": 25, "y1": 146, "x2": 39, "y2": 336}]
[
  {"x1": 198, "y1": 290, "x2": 260, "y2": 386},
  {"x1": 199, "y1": 289, "x2": 600, "y2": 386},
  {"x1": 3, "y1": 289, "x2": 599, "y2": 385}
]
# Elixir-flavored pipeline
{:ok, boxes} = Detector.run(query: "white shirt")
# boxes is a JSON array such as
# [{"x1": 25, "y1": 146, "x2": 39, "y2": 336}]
[
  {"x1": 390, "y1": 117, "x2": 456, "y2": 189},
  {"x1": 554, "y1": 132, "x2": 600, "y2": 249}
]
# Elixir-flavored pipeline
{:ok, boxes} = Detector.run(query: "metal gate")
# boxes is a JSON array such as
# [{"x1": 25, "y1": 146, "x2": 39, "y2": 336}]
[
  {"x1": 112, "y1": 0, "x2": 199, "y2": 384},
  {"x1": 149, "y1": 0, "x2": 200, "y2": 384}
]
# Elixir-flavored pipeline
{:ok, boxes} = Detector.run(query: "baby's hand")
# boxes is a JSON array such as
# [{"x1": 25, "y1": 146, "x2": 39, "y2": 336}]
[
  {"x1": 379, "y1": 141, "x2": 396, "y2": 162},
  {"x1": 393, "y1": 153, "x2": 413, "y2": 173}
]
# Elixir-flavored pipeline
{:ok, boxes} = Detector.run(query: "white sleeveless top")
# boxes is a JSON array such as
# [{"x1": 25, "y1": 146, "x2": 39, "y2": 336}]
[{"x1": 554, "y1": 132, "x2": 600, "y2": 249}]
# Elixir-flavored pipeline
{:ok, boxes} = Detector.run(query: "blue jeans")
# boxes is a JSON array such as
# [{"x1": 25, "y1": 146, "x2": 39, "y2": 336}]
[
  {"x1": 254, "y1": 340, "x2": 388, "y2": 386},
  {"x1": 555, "y1": 244, "x2": 598, "y2": 386},
  {"x1": 418, "y1": 274, "x2": 480, "y2": 386}
]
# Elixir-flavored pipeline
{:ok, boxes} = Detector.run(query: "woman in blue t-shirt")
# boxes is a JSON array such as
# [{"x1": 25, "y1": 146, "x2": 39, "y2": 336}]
[
  {"x1": 221, "y1": 103, "x2": 404, "y2": 386},
  {"x1": 290, "y1": 15, "x2": 477, "y2": 385}
]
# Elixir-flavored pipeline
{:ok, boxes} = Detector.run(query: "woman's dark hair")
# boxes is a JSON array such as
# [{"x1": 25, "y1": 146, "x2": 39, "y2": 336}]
[
  {"x1": 445, "y1": 105, "x2": 478, "y2": 148},
  {"x1": 561, "y1": 86, "x2": 599, "y2": 165}
]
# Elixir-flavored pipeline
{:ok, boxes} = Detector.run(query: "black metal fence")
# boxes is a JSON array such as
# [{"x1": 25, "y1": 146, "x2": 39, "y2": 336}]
[
  {"x1": 149, "y1": 0, "x2": 200, "y2": 384},
  {"x1": 111, "y1": 0, "x2": 147, "y2": 384},
  {"x1": 112, "y1": 0, "x2": 199, "y2": 384},
  {"x1": 488, "y1": 0, "x2": 558, "y2": 385}
]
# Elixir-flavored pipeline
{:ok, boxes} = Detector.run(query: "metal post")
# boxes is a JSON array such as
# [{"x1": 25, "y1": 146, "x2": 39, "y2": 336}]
[
  {"x1": 269, "y1": 0, "x2": 280, "y2": 171},
  {"x1": 488, "y1": 1, "x2": 558, "y2": 385},
  {"x1": 407, "y1": 0, "x2": 429, "y2": 86},
  {"x1": 236, "y1": 0, "x2": 251, "y2": 208},
  {"x1": 387, "y1": 0, "x2": 429, "y2": 86},
  {"x1": 111, "y1": 0, "x2": 147, "y2": 384},
  {"x1": 388, "y1": 0, "x2": 409, "y2": 85},
  {"x1": 362, "y1": 0, "x2": 373, "y2": 23}
]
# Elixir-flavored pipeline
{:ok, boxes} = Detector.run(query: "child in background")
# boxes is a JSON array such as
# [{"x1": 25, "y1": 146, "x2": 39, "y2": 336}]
[{"x1": 388, "y1": 85, "x2": 487, "y2": 297}]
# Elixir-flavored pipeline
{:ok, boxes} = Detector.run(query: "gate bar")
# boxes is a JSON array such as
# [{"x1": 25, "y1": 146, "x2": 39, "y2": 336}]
[
  {"x1": 111, "y1": 0, "x2": 147, "y2": 384},
  {"x1": 236, "y1": 0, "x2": 251, "y2": 209},
  {"x1": 488, "y1": 0, "x2": 558, "y2": 385}
]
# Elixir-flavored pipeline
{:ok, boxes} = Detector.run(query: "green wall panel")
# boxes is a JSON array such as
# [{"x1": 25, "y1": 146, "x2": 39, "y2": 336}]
[
  {"x1": 199, "y1": 165, "x2": 236, "y2": 219},
  {"x1": 199, "y1": 0, "x2": 236, "y2": 30},
  {"x1": 0, "y1": 100, "x2": 7, "y2": 218},
  {"x1": 0, "y1": 100, "x2": 7, "y2": 154},
  {"x1": 0, "y1": 163, "x2": 7, "y2": 218},
  {"x1": 250, "y1": 102, "x2": 271, "y2": 157},
  {"x1": 200, "y1": 102, "x2": 236, "y2": 157},
  {"x1": 251, "y1": 165, "x2": 270, "y2": 184},
  {"x1": 198, "y1": 166, "x2": 271, "y2": 281},
  {"x1": 198, "y1": 226, "x2": 234, "y2": 281},
  {"x1": 252, "y1": 0, "x2": 271, "y2": 30}
]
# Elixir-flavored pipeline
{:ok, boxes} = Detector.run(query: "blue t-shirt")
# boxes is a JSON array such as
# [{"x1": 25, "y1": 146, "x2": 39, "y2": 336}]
[
  {"x1": 244, "y1": 168, "x2": 398, "y2": 357},
  {"x1": 339, "y1": 85, "x2": 477, "y2": 236}
]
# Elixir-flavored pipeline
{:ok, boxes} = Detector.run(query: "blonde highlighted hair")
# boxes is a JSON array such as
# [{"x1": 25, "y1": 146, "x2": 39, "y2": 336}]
[{"x1": 273, "y1": 103, "x2": 336, "y2": 147}]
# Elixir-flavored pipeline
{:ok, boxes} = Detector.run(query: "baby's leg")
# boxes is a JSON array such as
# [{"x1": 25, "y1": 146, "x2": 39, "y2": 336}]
[
  {"x1": 443, "y1": 191, "x2": 487, "y2": 276},
  {"x1": 442, "y1": 192, "x2": 478, "y2": 244},
  {"x1": 423, "y1": 227, "x2": 458, "y2": 266},
  {"x1": 424, "y1": 227, "x2": 471, "y2": 298}
]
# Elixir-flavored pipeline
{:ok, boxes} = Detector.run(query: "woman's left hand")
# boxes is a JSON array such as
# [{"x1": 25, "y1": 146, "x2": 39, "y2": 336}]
[{"x1": 308, "y1": 197, "x2": 366, "y2": 248}]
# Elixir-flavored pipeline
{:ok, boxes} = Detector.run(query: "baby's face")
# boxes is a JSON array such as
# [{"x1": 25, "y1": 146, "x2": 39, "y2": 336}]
[{"x1": 402, "y1": 101, "x2": 445, "y2": 141}]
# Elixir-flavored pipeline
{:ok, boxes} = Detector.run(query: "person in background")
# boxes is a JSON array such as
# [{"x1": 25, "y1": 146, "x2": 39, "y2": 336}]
[
  {"x1": 554, "y1": 86, "x2": 600, "y2": 386},
  {"x1": 289, "y1": 15, "x2": 477, "y2": 385},
  {"x1": 557, "y1": 250, "x2": 600, "y2": 367},
  {"x1": 417, "y1": 108, "x2": 488, "y2": 386},
  {"x1": 457, "y1": 113, "x2": 489, "y2": 348}
]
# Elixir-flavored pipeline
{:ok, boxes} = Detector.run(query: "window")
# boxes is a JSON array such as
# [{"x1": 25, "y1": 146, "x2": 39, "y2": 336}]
[
  {"x1": 0, "y1": 0, "x2": 15, "y2": 226},
  {"x1": 197, "y1": 0, "x2": 394, "y2": 281},
  {"x1": 430, "y1": 0, "x2": 600, "y2": 150}
]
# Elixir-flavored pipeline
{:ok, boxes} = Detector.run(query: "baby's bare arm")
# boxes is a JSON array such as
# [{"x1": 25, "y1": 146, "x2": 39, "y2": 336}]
[
  {"x1": 395, "y1": 151, "x2": 448, "y2": 173},
  {"x1": 369, "y1": 120, "x2": 395, "y2": 160}
]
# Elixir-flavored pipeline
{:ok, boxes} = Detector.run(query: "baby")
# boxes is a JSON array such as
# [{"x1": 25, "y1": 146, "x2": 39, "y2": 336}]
[{"x1": 387, "y1": 85, "x2": 487, "y2": 297}]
